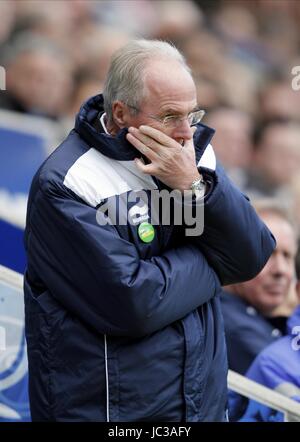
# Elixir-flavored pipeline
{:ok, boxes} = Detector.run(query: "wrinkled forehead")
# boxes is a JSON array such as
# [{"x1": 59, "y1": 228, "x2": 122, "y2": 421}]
[
  {"x1": 143, "y1": 58, "x2": 195, "y2": 92},
  {"x1": 141, "y1": 59, "x2": 197, "y2": 112}
]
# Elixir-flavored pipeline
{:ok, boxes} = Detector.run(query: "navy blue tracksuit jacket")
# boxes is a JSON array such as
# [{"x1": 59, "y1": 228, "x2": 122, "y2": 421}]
[{"x1": 24, "y1": 94, "x2": 275, "y2": 421}]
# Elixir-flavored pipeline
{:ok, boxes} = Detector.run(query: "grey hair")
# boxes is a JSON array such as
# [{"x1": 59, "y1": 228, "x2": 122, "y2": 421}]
[{"x1": 103, "y1": 39, "x2": 191, "y2": 123}]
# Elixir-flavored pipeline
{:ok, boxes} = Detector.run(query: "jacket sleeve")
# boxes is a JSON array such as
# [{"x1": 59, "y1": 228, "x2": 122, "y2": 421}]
[
  {"x1": 246, "y1": 350, "x2": 300, "y2": 402},
  {"x1": 186, "y1": 162, "x2": 276, "y2": 286},
  {"x1": 25, "y1": 183, "x2": 220, "y2": 338}
]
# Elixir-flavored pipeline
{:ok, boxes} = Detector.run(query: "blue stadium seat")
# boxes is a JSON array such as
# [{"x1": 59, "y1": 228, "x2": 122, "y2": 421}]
[
  {"x1": 0, "y1": 219, "x2": 26, "y2": 274},
  {"x1": 0, "y1": 110, "x2": 63, "y2": 274},
  {"x1": 0, "y1": 271, "x2": 30, "y2": 422}
]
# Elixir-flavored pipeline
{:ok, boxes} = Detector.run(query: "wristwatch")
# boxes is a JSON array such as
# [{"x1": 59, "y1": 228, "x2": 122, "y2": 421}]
[{"x1": 190, "y1": 176, "x2": 206, "y2": 196}]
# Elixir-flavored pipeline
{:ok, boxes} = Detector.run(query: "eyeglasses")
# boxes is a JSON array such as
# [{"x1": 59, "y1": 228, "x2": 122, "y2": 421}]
[{"x1": 126, "y1": 104, "x2": 205, "y2": 128}]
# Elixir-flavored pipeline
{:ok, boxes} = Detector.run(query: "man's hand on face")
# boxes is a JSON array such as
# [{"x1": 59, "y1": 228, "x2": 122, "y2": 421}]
[{"x1": 126, "y1": 125, "x2": 200, "y2": 192}]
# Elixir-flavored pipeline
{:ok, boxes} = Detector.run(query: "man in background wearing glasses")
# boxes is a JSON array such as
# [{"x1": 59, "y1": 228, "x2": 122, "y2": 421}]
[{"x1": 24, "y1": 39, "x2": 275, "y2": 422}]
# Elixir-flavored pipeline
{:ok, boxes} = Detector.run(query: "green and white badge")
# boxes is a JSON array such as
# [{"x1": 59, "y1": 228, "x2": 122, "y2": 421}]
[{"x1": 138, "y1": 222, "x2": 155, "y2": 243}]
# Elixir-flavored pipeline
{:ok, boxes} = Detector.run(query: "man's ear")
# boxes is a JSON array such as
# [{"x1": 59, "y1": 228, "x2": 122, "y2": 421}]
[{"x1": 111, "y1": 101, "x2": 128, "y2": 128}]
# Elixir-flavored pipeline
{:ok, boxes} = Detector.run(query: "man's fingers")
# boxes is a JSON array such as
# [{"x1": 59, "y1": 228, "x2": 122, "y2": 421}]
[
  {"x1": 134, "y1": 158, "x2": 154, "y2": 175},
  {"x1": 138, "y1": 125, "x2": 177, "y2": 148},
  {"x1": 126, "y1": 133, "x2": 159, "y2": 161},
  {"x1": 128, "y1": 127, "x2": 166, "y2": 152}
]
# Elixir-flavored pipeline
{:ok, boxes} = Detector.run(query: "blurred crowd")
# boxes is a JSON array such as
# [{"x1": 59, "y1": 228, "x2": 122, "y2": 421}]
[
  {"x1": 1, "y1": 0, "x2": 300, "y2": 421},
  {"x1": 1, "y1": 0, "x2": 300, "y2": 227}
]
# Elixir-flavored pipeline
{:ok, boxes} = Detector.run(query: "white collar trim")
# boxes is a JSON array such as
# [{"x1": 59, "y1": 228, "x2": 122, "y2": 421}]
[{"x1": 100, "y1": 112, "x2": 109, "y2": 134}]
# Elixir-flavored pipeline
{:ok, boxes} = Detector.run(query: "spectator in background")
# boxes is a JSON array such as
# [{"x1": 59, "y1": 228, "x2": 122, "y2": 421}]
[
  {"x1": 233, "y1": 243, "x2": 300, "y2": 422},
  {"x1": 245, "y1": 121, "x2": 300, "y2": 200},
  {"x1": 246, "y1": 242, "x2": 300, "y2": 401},
  {"x1": 75, "y1": 26, "x2": 130, "y2": 84},
  {"x1": 258, "y1": 76, "x2": 300, "y2": 123},
  {"x1": 205, "y1": 107, "x2": 253, "y2": 188},
  {"x1": 0, "y1": 0, "x2": 16, "y2": 46},
  {"x1": 0, "y1": 33, "x2": 73, "y2": 120},
  {"x1": 9, "y1": 0, "x2": 93, "y2": 47},
  {"x1": 221, "y1": 200, "x2": 298, "y2": 375},
  {"x1": 68, "y1": 71, "x2": 105, "y2": 118}
]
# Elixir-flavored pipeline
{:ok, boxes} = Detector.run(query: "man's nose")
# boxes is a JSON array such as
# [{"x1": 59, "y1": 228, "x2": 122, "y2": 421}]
[{"x1": 173, "y1": 118, "x2": 194, "y2": 141}]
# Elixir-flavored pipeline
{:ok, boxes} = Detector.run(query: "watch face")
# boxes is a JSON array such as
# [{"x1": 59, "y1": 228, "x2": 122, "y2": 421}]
[{"x1": 191, "y1": 179, "x2": 206, "y2": 195}]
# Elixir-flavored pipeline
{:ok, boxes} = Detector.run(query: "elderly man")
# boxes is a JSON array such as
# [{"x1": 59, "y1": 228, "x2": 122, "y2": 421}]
[
  {"x1": 228, "y1": 242, "x2": 300, "y2": 422},
  {"x1": 24, "y1": 39, "x2": 275, "y2": 422},
  {"x1": 221, "y1": 201, "x2": 298, "y2": 375},
  {"x1": 244, "y1": 244, "x2": 300, "y2": 413}
]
